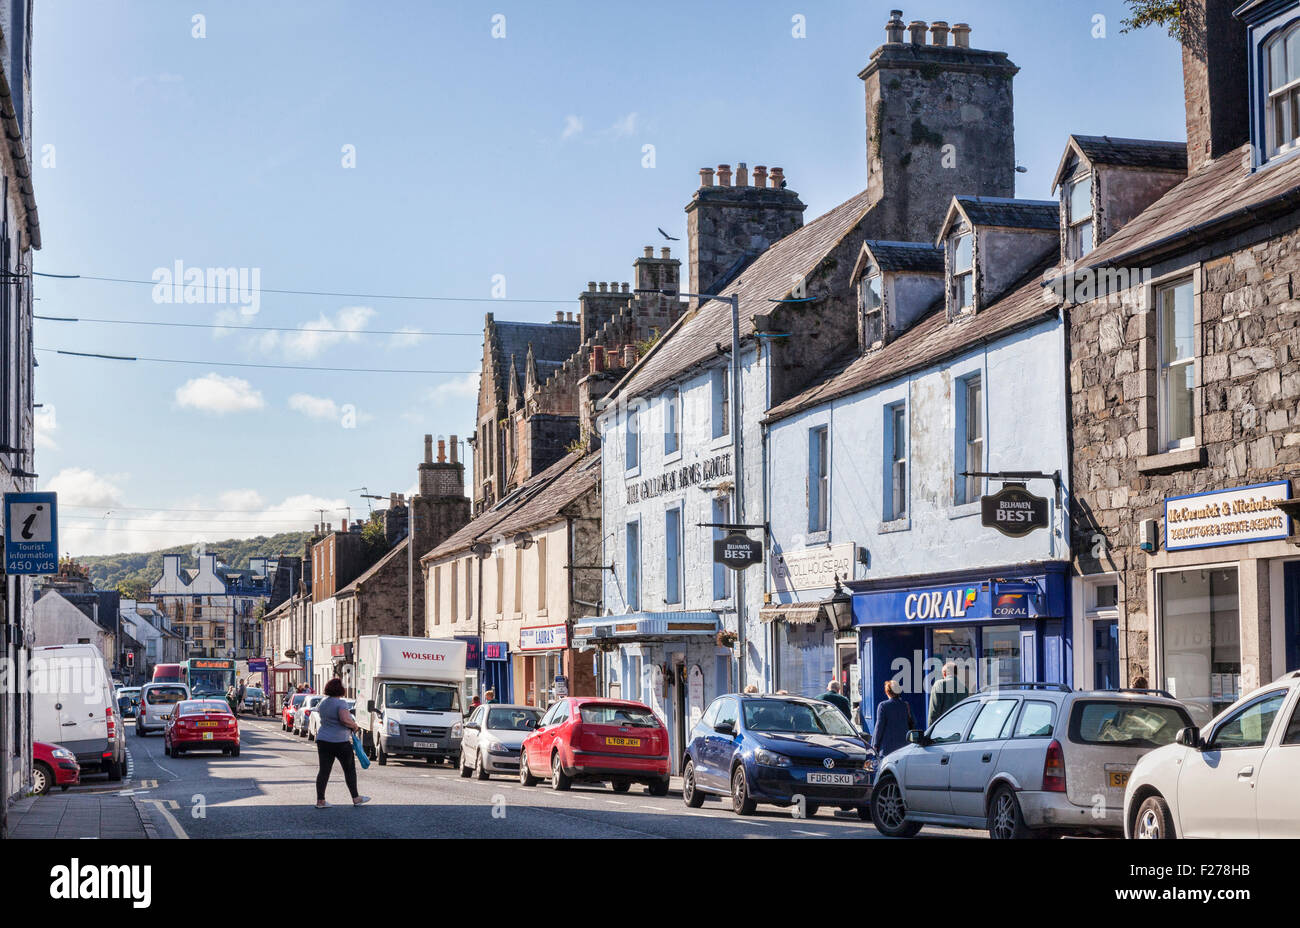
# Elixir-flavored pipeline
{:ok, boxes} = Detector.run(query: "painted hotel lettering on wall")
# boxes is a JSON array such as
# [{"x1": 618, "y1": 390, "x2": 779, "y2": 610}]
[{"x1": 626, "y1": 453, "x2": 732, "y2": 504}]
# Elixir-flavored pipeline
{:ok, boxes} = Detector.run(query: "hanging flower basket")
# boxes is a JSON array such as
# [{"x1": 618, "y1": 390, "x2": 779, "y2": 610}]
[{"x1": 716, "y1": 630, "x2": 738, "y2": 649}]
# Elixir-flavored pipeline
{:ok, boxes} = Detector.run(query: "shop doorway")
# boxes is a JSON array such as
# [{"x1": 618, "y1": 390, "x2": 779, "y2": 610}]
[
  {"x1": 862, "y1": 626, "x2": 925, "y2": 730},
  {"x1": 672, "y1": 660, "x2": 687, "y2": 775},
  {"x1": 1285, "y1": 562, "x2": 1300, "y2": 673},
  {"x1": 483, "y1": 660, "x2": 512, "y2": 703}
]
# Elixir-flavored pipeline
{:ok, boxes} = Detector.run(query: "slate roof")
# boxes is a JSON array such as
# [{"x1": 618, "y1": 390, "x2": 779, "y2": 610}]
[
  {"x1": 1070, "y1": 135, "x2": 1188, "y2": 171},
  {"x1": 1069, "y1": 142, "x2": 1300, "y2": 273},
  {"x1": 766, "y1": 251, "x2": 1060, "y2": 424},
  {"x1": 423, "y1": 450, "x2": 599, "y2": 562},
  {"x1": 951, "y1": 196, "x2": 1060, "y2": 232},
  {"x1": 611, "y1": 188, "x2": 876, "y2": 401},
  {"x1": 864, "y1": 241, "x2": 945, "y2": 273},
  {"x1": 491, "y1": 320, "x2": 580, "y2": 396},
  {"x1": 336, "y1": 537, "x2": 407, "y2": 597}
]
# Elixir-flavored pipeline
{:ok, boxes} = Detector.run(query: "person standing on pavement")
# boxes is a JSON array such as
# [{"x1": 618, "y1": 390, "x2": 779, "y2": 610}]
[
  {"x1": 314, "y1": 677, "x2": 370, "y2": 809},
  {"x1": 818, "y1": 679, "x2": 853, "y2": 720},
  {"x1": 871, "y1": 680, "x2": 915, "y2": 759},
  {"x1": 927, "y1": 662, "x2": 968, "y2": 723},
  {"x1": 483, "y1": 688, "x2": 497, "y2": 705}
]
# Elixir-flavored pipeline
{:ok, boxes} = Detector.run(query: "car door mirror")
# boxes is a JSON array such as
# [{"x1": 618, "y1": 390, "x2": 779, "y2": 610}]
[
  {"x1": 713, "y1": 720, "x2": 736, "y2": 735},
  {"x1": 465, "y1": 722, "x2": 479, "y2": 731},
  {"x1": 906, "y1": 729, "x2": 928, "y2": 746},
  {"x1": 1176, "y1": 726, "x2": 1202, "y2": 749},
  {"x1": 367, "y1": 700, "x2": 376, "y2": 714}
]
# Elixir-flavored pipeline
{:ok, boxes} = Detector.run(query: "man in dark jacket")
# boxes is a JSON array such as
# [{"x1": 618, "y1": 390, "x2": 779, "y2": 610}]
[
  {"x1": 818, "y1": 680, "x2": 853, "y2": 720},
  {"x1": 871, "y1": 681, "x2": 916, "y2": 758},
  {"x1": 928, "y1": 663, "x2": 968, "y2": 724}
]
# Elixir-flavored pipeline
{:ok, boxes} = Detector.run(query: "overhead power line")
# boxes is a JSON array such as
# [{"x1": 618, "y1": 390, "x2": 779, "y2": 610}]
[
  {"x1": 39, "y1": 347, "x2": 479, "y2": 374},
  {"x1": 62, "y1": 516, "x2": 318, "y2": 526},
  {"x1": 62, "y1": 504, "x2": 335, "y2": 514},
  {"x1": 32, "y1": 271, "x2": 574, "y2": 305},
  {"x1": 36, "y1": 315, "x2": 481, "y2": 338}
]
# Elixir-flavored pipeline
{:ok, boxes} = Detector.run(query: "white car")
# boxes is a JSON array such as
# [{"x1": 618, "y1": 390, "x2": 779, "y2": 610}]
[
  {"x1": 307, "y1": 699, "x2": 355, "y2": 741},
  {"x1": 293, "y1": 694, "x2": 325, "y2": 737},
  {"x1": 459, "y1": 704, "x2": 542, "y2": 779},
  {"x1": 1124, "y1": 670, "x2": 1300, "y2": 838}
]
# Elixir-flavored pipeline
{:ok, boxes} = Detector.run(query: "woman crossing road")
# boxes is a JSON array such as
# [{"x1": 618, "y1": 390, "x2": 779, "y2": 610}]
[{"x1": 314, "y1": 677, "x2": 370, "y2": 809}]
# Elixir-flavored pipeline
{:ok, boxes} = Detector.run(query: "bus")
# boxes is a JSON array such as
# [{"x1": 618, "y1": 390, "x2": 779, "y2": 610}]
[
  {"x1": 152, "y1": 663, "x2": 183, "y2": 684},
  {"x1": 181, "y1": 658, "x2": 237, "y2": 699}
]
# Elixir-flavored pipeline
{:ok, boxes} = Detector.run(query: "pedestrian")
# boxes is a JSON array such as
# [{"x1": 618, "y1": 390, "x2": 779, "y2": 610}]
[
  {"x1": 1132, "y1": 675, "x2": 1149, "y2": 689},
  {"x1": 314, "y1": 677, "x2": 370, "y2": 809},
  {"x1": 468, "y1": 695, "x2": 482, "y2": 714},
  {"x1": 818, "y1": 679, "x2": 853, "y2": 720},
  {"x1": 871, "y1": 680, "x2": 915, "y2": 759},
  {"x1": 928, "y1": 662, "x2": 968, "y2": 723},
  {"x1": 483, "y1": 688, "x2": 497, "y2": 705}
]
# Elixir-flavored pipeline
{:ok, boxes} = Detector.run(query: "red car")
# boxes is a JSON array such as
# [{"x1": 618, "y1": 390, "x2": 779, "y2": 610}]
[
  {"x1": 32, "y1": 741, "x2": 80, "y2": 794},
  {"x1": 519, "y1": 697, "x2": 670, "y2": 795},
  {"x1": 282, "y1": 692, "x2": 307, "y2": 731},
  {"x1": 165, "y1": 699, "x2": 241, "y2": 757}
]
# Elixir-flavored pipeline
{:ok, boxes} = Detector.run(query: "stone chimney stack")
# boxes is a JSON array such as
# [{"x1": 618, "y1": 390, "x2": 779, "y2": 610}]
[
  {"x1": 634, "y1": 244, "x2": 684, "y2": 331},
  {"x1": 1182, "y1": 0, "x2": 1249, "y2": 169}
]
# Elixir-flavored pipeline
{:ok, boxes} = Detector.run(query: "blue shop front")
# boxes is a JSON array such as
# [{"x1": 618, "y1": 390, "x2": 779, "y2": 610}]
[{"x1": 849, "y1": 562, "x2": 1071, "y2": 729}]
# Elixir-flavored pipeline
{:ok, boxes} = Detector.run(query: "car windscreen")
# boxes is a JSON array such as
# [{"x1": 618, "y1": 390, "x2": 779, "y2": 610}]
[
  {"x1": 179, "y1": 700, "x2": 229, "y2": 716},
  {"x1": 487, "y1": 707, "x2": 542, "y2": 730},
  {"x1": 291, "y1": 694, "x2": 306, "y2": 706},
  {"x1": 1069, "y1": 701, "x2": 1192, "y2": 748},
  {"x1": 146, "y1": 687, "x2": 187, "y2": 704},
  {"x1": 384, "y1": 684, "x2": 459, "y2": 712},
  {"x1": 578, "y1": 704, "x2": 660, "y2": 727},
  {"x1": 743, "y1": 698, "x2": 857, "y2": 737}
]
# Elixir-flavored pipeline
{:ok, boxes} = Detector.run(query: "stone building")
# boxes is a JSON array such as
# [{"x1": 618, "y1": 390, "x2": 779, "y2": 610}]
[
  {"x1": 150, "y1": 553, "x2": 271, "y2": 661},
  {"x1": 1065, "y1": 0, "x2": 1300, "y2": 725},
  {"x1": 423, "y1": 450, "x2": 601, "y2": 708}
]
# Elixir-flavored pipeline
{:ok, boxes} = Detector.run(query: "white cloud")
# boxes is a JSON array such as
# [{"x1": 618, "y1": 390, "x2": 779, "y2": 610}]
[
  {"x1": 401, "y1": 372, "x2": 480, "y2": 423},
  {"x1": 561, "y1": 114, "x2": 584, "y2": 140},
  {"x1": 34, "y1": 405, "x2": 58, "y2": 450},
  {"x1": 288, "y1": 393, "x2": 340, "y2": 421},
  {"x1": 387, "y1": 327, "x2": 424, "y2": 349},
  {"x1": 44, "y1": 467, "x2": 126, "y2": 509},
  {"x1": 218, "y1": 489, "x2": 264, "y2": 510},
  {"x1": 256, "y1": 306, "x2": 376, "y2": 360},
  {"x1": 174, "y1": 373, "x2": 265, "y2": 414}
]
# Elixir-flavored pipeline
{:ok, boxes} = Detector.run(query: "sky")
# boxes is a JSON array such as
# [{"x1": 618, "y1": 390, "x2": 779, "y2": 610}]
[{"x1": 30, "y1": 0, "x2": 1188, "y2": 557}]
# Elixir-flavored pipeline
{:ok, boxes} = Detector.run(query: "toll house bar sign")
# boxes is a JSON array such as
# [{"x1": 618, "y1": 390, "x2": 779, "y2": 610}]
[
  {"x1": 1165, "y1": 482, "x2": 1291, "y2": 552},
  {"x1": 626, "y1": 452, "x2": 732, "y2": 504}
]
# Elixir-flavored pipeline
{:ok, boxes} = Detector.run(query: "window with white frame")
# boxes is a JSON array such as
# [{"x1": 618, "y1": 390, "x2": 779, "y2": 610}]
[
  {"x1": 808, "y1": 425, "x2": 829, "y2": 534},
  {"x1": 885, "y1": 403, "x2": 907, "y2": 520},
  {"x1": 1067, "y1": 173, "x2": 1094, "y2": 259},
  {"x1": 712, "y1": 495, "x2": 732, "y2": 601},
  {"x1": 712, "y1": 368, "x2": 730, "y2": 439},
  {"x1": 536, "y1": 536, "x2": 547, "y2": 612},
  {"x1": 955, "y1": 373, "x2": 983, "y2": 505},
  {"x1": 664, "y1": 388, "x2": 680, "y2": 455},
  {"x1": 1157, "y1": 278, "x2": 1196, "y2": 450},
  {"x1": 626, "y1": 407, "x2": 640, "y2": 470},
  {"x1": 625, "y1": 521, "x2": 641, "y2": 611},
  {"x1": 953, "y1": 231, "x2": 974, "y2": 313},
  {"x1": 665, "y1": 507, "x2": 682, "y2": 605},
  {"x1": 1266, "y1": 23, "x2": 1300, "y2": 158},
  {"x1": 861, "y1": 273, "x2": 884, "y2": 348}
]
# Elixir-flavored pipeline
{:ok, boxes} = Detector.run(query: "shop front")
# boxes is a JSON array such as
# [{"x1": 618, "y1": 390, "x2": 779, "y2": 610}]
[
  {"x1": 849, "y1": 562, "x2": 1071, "y2": 729},
  {"x1": 518, "y1": 623, "x2": 594, "y2": 709},
  {"x1": 573, "y1": 612, "x2": 729, "y2": 774},
  {"x1": 759, "y1": 594, "x2": 859, "y2": 718},
  {"x1": 329, "y1": 643, "x2": 353, "y2": 697},
  {"x1": 482, "y1": 640, "x2": 513, "y2": 703}
]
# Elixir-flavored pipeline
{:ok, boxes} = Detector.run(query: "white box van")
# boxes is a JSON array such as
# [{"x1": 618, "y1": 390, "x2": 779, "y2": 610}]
[
  {"x1": 354, "y1": 636, "x2": 467, "y2": 766},
  {"x1": 31, "y1": 644, "x2": 126, "y2": 780}
]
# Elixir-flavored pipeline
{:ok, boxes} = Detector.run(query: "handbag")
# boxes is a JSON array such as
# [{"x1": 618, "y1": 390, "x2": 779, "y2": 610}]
[{"x1": 352, "y1": 732, "x2": 371, "y2": 769}]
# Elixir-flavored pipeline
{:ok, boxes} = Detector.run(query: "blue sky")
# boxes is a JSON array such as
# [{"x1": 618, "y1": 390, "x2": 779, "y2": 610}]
[{"x1": 32, "y1": 0, "x2": 1187, "y2": 556}]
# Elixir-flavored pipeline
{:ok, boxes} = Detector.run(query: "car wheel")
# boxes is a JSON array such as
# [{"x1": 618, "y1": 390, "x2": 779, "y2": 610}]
[
  {"x1": 802, "y1": 803, "x2": 819, "y2": 818},
  {"x1": 682, "y1": 760, "x2": 705, "y2": 808},
  {"x1": 231, "y1": 745, "x2": 240, "y2": 758},
  {"x1": 611, "y1": 777, "x2": 631, "y2": 793},
  {"x1": 987, "y1": 786, "x2": 1032, "y2": 840},
  {"x1": 647, "y1": 777, "x2": 670, "y2": 798},
  {"x1": 519, "y1": 753, "x2": 538, "y2": 787},
  {"x1": 32, "y1": 761, "x2": 52, "y2": 795},
  {"x1": 106, "y1": 758, "x2": 123, "y2": 782},
  {"x1": 173, "y1": 745, "x2": 184, "y2": 758},
  {"x1": 475, "y1": 750, "x2": 491, "y2": 781},
  {"x1": 550, "y1": 752, "x2": 572, "y2": 791},
  {"x1": 857, "y1": 805, "x2": 872, "y2": 822},
  {"x1": 376, "y1": 737, "x2": 388, "y2": 765},
  {"x1": 870, "y1": 775, "x2": 922, "y2": 838},
  {"x1": 164, "y1": 742, "x2": 171, "y2": 757},
  {"x1": 730, "y1": 765, "x2": 757, "y2": 815},
  {"x1": 135, "y1": 723, "x2": 144, "y2": 737},
  {"x1": 459, "y1": 752, "x2": 473, "y2": 778},
  {"x1": 1134, "y1": 795, "x2": 1176, "y2": 840}
]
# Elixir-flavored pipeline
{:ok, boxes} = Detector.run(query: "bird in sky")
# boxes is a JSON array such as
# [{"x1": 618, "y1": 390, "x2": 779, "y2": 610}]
[{"x1": 657, "y1": 227, "x2": 679, "y2": 241}]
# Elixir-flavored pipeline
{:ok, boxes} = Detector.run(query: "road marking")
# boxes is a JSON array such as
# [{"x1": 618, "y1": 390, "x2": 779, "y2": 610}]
[
  {"x1": 604, "y1": 800, "x2": 626, "y2": 806},
  {"x1": 142, "y1": 798, "x2": 189, "y2": 839},
  {"x1": 645, "y1": 805, "x2": 667, "y2": 811},
  {"x1": 140, "y1": 779, "x2": 158, "y2": 789},
  {"x1": 793, "y1": 830, "x2": 826, "y2": 837}
]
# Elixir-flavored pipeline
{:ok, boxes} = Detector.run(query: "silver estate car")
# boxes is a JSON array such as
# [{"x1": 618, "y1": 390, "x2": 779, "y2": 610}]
[
  {"x1": 459, "y1": 704, "x2": 543, "y2": 779},
  {"x1": 870, "y1": 683, "x2": 1194, "y2": 839}
]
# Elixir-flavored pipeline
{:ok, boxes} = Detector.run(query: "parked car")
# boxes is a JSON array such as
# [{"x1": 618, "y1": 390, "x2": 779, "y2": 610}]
[
  {"x1": 682, "y1": 693, "x2": 875, "y2": 817},
  {"x1": 307, "y1": 698, "x2": 355, "y2": 741},
  {"x1": 136, "y1": 682, "x2": 191, "y2": 736},
  {"x1": 241, "y1": 686, "x2": 267, "y2": 716},
  {"x1": 164, "y1": 699, "x2": 241, "y2": 757},
  {"x1": 460, "y1": 704, "x2": 542, "y2": 779},
  {"x1": 870, "y1": 683, "x2": 1194, "y2": 839},
  {"x1": 117, "y1": 691, "x2": 141, "y2": 720},
  {"x1": 519, "y1": 697, "x2": 670, "y2": 795},
  {"x1": 32, "y1": 741, "x2": 80, "y2": 794},
  {"x1": 1125, "y1": 670, "x2": 1300, "y2": 839},
  {"x1": 293, "y1": 694, "x2": 325, "y2": 737},
  {"x1": 31, "y1": 644, "x2": 126, "y2": 781},
  {"x1": 282, "y1": 692, "x2": 307, "y2": 731}
]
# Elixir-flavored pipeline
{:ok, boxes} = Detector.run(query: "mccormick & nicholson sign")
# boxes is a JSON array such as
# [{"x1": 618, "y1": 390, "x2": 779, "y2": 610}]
[{"x1": 1164, "y1": 482, "x2": 1291, "y2": 551}]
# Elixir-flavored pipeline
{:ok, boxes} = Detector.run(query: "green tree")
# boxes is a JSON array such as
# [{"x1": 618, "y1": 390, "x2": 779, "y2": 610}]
[
  {"x1": 1121, "y1": 0, "x2": 1185, "y2": 40},
  {"x1": 115, "y1": 578, "x2": 152, "y2": 601}
]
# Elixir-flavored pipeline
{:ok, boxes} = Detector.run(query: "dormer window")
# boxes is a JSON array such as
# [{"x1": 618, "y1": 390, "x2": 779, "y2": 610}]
[
  {"x1": 1066, "y1": 174, "x2": 1094, "y2": 259},
  {"x1": 860, "y1": 273, "x2": 884, "y2": 349},
  {"x1": 953, "y1": 232, "x2": 974, "y2": 313},
  {"x1": 1266, "y1": 24, "x2": 1300, "y2": 157}
]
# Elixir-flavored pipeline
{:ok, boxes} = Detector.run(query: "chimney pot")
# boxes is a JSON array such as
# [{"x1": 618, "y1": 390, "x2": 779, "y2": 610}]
[
  {"x1": 753, "y1": 165, "x2": 768, "y2": 188},
  {"x1": 644, "y1": 246, "x2": 654, "y2": 258},
  {"x1": 599, "y1": 281, "x2": 608, "y2": 292},
  {"x1": 621, "y1": 282, "x2": 630, "y2": 293},
  {"x1": 660, "y1": 247, "x2": 671, "y2": 259},
  {"x1": 450, "y1": 434, "x2": 459, "y2": 464},
  {"x1": 717, "y1": 164, "x2": 732, "y2": 186},
  {"x1": 885, "y1": 10, "x2": 905, "y2": 44},
  {"x1": 567, "y1": 311, "x2": 574, "y2": 322},
  {"x1": 699, "y1": 167, "x2": 714, "y2": 187},
  {"x1": 952, "y1": 23, "x2": 971, "y2": 47},
  {"x1": 929, "y1": 21, "x2": 949, "y2": 45},
  {"x1": 587, "y1": 281, "x2": 596, "y2": 292},
  {"x1": 624, "y1": 345, "x2": 637, "y2": 367},
  {"x1": 592, "y1": 345, "x2": 605, "y2": 372},
  {"x1": 769, "y1": 167, "x2": 785, "y2": 188},
  {"x1": 342, "y1": 519, "x2": 348, "y2": 532},
  {"x1": 908, "y1": 20, "x2": 927, "y2": 44},
  {"x1": 437, "y1": 438, "x2": 447, "y2": 463},
  {"x1": 424, "y1": 433, "x2": 433, "y2": 464},
  {"x1": 555, "y1": 310, "x2": 564, "y2": 322},
  {"x1": 735, "y1": 162, "x2": 749, "y2": 186}
]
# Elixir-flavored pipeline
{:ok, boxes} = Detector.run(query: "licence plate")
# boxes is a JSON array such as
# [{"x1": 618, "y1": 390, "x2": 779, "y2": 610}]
[
  {"x1": 413, "y1": 741, "x2": 439, "y2": 749},
  {"x1": 806, "y1": 772, "x2": 854, "y2": 786},
  {"x1": 1108, "y1": 771, "x2": 1130, "y2": 789},
  {"x1": 197, "y1": 721, "x2": 218, "y2": 728},
  {"x1": 605, "y1": 736, "x2": 640, "y2": 747},
  {"x1": 202, "y1": 732, "x2": 214, "y2": 740}
]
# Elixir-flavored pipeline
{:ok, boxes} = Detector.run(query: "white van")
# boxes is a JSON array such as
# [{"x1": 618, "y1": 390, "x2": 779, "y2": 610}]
[
  {"x1": 354, "y1": 636, "x2": 467, "y2": 766},
  {"x1": 31, "y1": 644, "x2": 125, "y2": 781}
]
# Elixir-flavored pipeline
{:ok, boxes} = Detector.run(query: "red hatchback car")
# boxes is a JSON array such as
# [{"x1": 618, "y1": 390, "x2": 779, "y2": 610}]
[
  {"x1": 32, "y1": 741, "x2": 80, "y2": 794},
  {"x1": 165, "y1": 699, "x2": 241, "y2": 757},
  {"x1": 282, "y1": 692, "x2": 307, "y2": 731},
  {"x1": 519, "y1": 697, "x2": 670, "y2": 795}
]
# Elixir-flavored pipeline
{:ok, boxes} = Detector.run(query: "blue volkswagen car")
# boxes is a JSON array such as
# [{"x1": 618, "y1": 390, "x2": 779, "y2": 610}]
[{"x1": 682, "y1": 693, "x2": 875, "y2": 817}]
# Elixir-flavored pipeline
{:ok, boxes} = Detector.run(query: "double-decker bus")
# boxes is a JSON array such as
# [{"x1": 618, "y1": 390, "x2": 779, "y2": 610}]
[{"x1": 181, "y1": 658, "x2": 237, "y2": 699}]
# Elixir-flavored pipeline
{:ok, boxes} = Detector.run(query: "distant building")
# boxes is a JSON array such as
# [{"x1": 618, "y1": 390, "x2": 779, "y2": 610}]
[{"x1": 150, "y1": 553, "x2": 272, "y2": 661}]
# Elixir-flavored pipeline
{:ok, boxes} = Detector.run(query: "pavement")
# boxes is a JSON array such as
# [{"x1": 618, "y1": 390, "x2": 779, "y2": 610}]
[{"x1": 8, "y1": 792, "x2": 156, "y2": 839}]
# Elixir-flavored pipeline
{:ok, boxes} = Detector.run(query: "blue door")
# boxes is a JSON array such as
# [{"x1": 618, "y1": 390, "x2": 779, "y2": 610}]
[
  {"x1": 1094, "y1": 620, "x2": 1119, "y2": 690},
  {"x1": 1285, "y1": 563, "x2": 1300, "y2": 673},
  {"x1": 483, "y1": 660, "x2": 512, "y2": 703}
]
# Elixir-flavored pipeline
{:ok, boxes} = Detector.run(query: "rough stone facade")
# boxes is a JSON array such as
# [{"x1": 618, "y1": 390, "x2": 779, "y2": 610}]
[{"x1": 686, "y1": 175, "x2": 805, "y2": 298}]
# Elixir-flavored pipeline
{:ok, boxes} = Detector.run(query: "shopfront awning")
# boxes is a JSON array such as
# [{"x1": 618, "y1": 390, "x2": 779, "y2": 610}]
[
  {"x1": 759, "y1": 602, "x2": 827, "y2": 625},
  {"x1": 573, "y1": 612, "x2": 720, "y2": 648}
]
